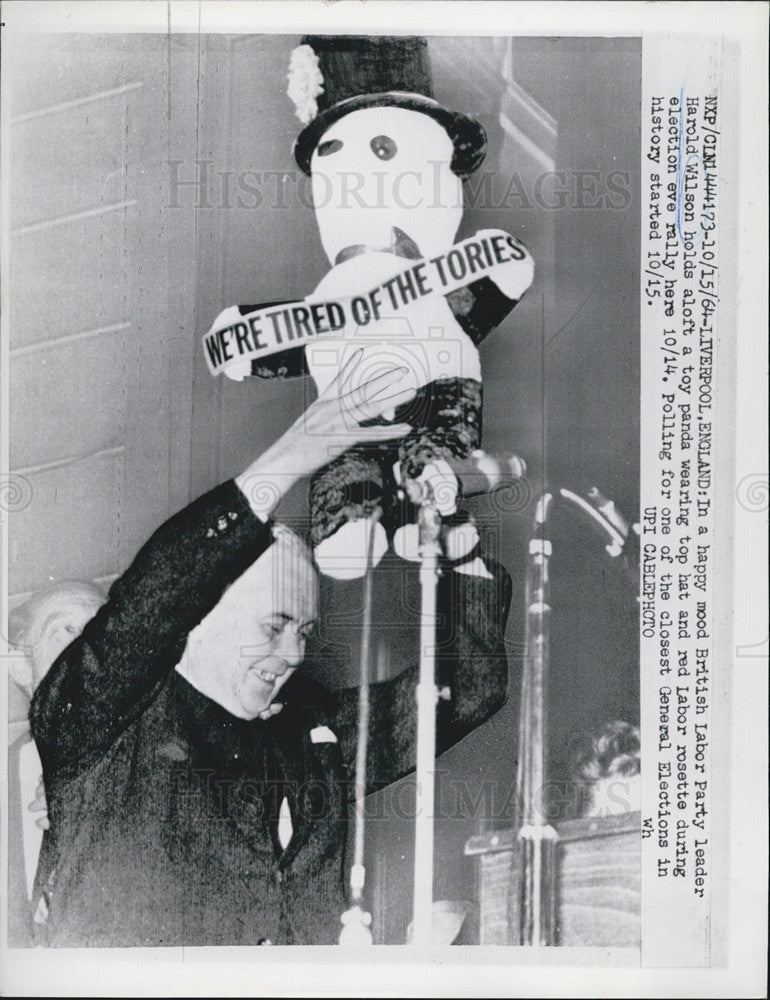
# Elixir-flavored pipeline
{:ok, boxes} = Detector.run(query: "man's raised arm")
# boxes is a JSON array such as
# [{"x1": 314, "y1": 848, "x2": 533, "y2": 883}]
[
  {"x1": 30, "y1": 480, "x2": 274, "y2": 777},
  {"x1": 31, "y1": 352, "x2": 416, "y2": 780}
]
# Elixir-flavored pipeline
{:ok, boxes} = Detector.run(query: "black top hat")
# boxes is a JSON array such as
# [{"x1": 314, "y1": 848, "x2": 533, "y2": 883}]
[{"x1": 289, "y1": 35, "x2": 487, "y2": 178}]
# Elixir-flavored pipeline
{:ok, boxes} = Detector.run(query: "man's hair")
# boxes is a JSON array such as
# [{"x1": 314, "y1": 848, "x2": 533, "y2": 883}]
[{"x1": 224, "y1": 523, "x2": 318, "y2": 609}]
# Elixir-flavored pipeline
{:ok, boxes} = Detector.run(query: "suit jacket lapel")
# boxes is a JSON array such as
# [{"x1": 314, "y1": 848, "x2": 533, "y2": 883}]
[{"x1": 268, "y1": 716, "x2": 314, "y2": 868}]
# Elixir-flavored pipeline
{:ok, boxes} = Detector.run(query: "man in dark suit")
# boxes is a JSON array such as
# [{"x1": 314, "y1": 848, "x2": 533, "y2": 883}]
[{"x1": 30, "y1": 355, "x2": 511, "y2": 946}]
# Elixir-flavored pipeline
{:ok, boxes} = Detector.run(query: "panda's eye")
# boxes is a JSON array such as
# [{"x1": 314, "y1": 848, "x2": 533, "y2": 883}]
[
  {"x1": 318, "y1": 138, "x2": 343, "y2": 157},
  {"x1": 370, "y1": 135, "x2": 397, "y2": 160}
]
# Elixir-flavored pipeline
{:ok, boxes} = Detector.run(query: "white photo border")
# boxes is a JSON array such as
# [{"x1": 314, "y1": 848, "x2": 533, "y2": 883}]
[{"x1": 0, "y1": 2, "x2": 766, "y2": 997}]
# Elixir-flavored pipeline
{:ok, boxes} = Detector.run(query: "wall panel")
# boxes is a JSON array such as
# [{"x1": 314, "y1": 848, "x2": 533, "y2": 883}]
[
  {"x1": 9, "y1": 449, "x2": 124, "y2": 595},
  {"x1": 8, "y1": 33, "x2": 200, "y2": 596}
]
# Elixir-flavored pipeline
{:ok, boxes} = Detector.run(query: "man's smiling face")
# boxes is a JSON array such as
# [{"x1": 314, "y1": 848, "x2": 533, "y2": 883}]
[
  {"x1": 178, "y1": 531, "x2": 319, "y2": 720},
  {"x1": 227, "y1": 605, "x2": 317, "y2": 718}
]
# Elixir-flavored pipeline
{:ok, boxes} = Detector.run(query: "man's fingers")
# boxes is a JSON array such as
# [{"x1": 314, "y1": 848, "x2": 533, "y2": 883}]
[
  {"x1": 333, "y1": 348, "x2": 364, "y2": 397},
  {"x1": 343, "y1": 372, "x2": 412, "y2": 421},
  {"x1": 258, "y1": 702, "x2": 284, "y2": 720},
  {"x1": 354, "y1": 386, "x2": 417, "y2": 421},
  {"x1": 316, "y1": 348, "x2": 363, "y2": 402},
  {"x1": 342, "y1": 365, "x2": 409, "y2": 409},
  {"x1": 357, "y1": 423, "x2": 412, "y2": 441},
  {"x1": 360, "y1": 371, "x2": 414, "y2": 404}
]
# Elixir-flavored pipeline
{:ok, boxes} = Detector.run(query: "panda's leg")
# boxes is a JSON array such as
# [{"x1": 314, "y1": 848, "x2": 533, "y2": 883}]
[
  {"x1": 310, "y1": 445, "x2": 393, "y2": 580},
  {"x1": 390, "y1": 378, "x2": 488, "y2": 571},
  {"x1": 397, "y1": 377, "x2": 483, "y2": 481}
]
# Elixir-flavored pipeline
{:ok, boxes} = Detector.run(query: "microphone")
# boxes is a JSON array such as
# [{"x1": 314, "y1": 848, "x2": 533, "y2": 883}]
[
  {"x1": 558, "y1": 486, "x2": 639, "y2": 591},
  {"x1": 394, "y1": 450, "x2": 528, "y2": 533},
  {"x1": 448, "y1": 449, "x2": 527, "y2": 497}
]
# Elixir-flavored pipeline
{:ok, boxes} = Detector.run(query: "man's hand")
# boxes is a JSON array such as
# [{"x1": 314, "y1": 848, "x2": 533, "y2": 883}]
[
  {"x1": 257, "y1": 702, "x2": 284, "y2": 721},
  {"x1": 236, "y1": 349, "x2": 414, "y2": 519},
  {"x1": 29, "y1": 775, "x2": 50, "y2": 831}
]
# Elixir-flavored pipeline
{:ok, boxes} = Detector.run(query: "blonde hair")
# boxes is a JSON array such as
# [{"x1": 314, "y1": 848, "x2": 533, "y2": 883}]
[
  {"x1": 8, "y1": 580, "x2": 106, "y2": 694},
  {"x1": 9, "y1": 580, "x2": 106, "y2": 651}
]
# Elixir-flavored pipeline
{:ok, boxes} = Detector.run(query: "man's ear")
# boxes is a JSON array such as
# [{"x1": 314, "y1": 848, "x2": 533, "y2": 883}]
[{"x1": 9, "y1": 656, "x2": 34, "y2": 694}]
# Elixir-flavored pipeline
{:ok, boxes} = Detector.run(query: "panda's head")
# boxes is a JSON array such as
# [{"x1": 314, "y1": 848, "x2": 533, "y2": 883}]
[{"x1": 309, "y1": 106, "x2": 464, "y2": 266}]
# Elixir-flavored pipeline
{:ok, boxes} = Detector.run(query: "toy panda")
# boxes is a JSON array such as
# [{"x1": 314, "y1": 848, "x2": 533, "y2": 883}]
[{"x1": 216, "y1": 36, "x2": 534, "y2": 578}]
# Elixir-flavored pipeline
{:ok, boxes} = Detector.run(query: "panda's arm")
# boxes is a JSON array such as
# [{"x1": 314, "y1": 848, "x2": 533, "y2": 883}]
[
  {"x1": 236, "y1": 303, "x2": 309, "y2": 378},
  {"x1": 447, "y1": 234, "x2": 535, "y2": 346},
  {"x1": 209, "y1": 302, "x2": 309, "y2": 380}
]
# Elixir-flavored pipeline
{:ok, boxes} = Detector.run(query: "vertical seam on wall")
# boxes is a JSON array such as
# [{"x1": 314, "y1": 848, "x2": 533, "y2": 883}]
[
  {"x1": 118, "y1": 46, "x2": 130, "y2": 576},
  {"x1": 166, "y1": 6, "x2": 178, "y2": 511},
  {"x1": 213, "y1": 35, "x2": 237, "y2": 487}
]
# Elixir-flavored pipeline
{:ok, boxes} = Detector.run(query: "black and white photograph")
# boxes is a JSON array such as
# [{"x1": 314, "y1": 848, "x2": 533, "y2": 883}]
[{"x1": 0, "y1": 2, "x2": 766, "y2": 997}]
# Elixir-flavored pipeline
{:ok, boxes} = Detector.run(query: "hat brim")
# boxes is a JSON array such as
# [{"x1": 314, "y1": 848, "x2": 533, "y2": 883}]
[{"x1": 293, "y1": 92, "x2": 487, "y2": 178}]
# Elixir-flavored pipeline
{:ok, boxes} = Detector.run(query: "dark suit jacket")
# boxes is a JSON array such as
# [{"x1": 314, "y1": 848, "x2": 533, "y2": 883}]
[{"x1": 30, "y1": 479, "x2": 510, "y2": 947}]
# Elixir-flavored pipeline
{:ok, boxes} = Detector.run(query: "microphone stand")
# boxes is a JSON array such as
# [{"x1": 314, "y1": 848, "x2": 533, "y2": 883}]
[
  {"x1": 410, "y1": 451, "x2": 527, "y2": 945},
  {"x1": 339, "y1": 512, "x2": 381, "y2": 946},
  {"x1": 340, "y1": 452, "x2": 530, "y2": 945},
  {"x1": 411, "y1": 484, "x2": 443, "y2": 947},
  {"x1": 515, "y1": 492, "x2": 558, "y2": 945},
  {"x1": 513, "y1": 486, "x2": 637, "y2": 946}
]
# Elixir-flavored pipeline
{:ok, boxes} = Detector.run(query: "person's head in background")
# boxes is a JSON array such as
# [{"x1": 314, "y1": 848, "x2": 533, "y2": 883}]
[
  {"x1": 8, "y1": 580, "x2": 107, "y2": 702},
  {"x1": 572, "y1": 719, "x2": 641, "y2": 818}
]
